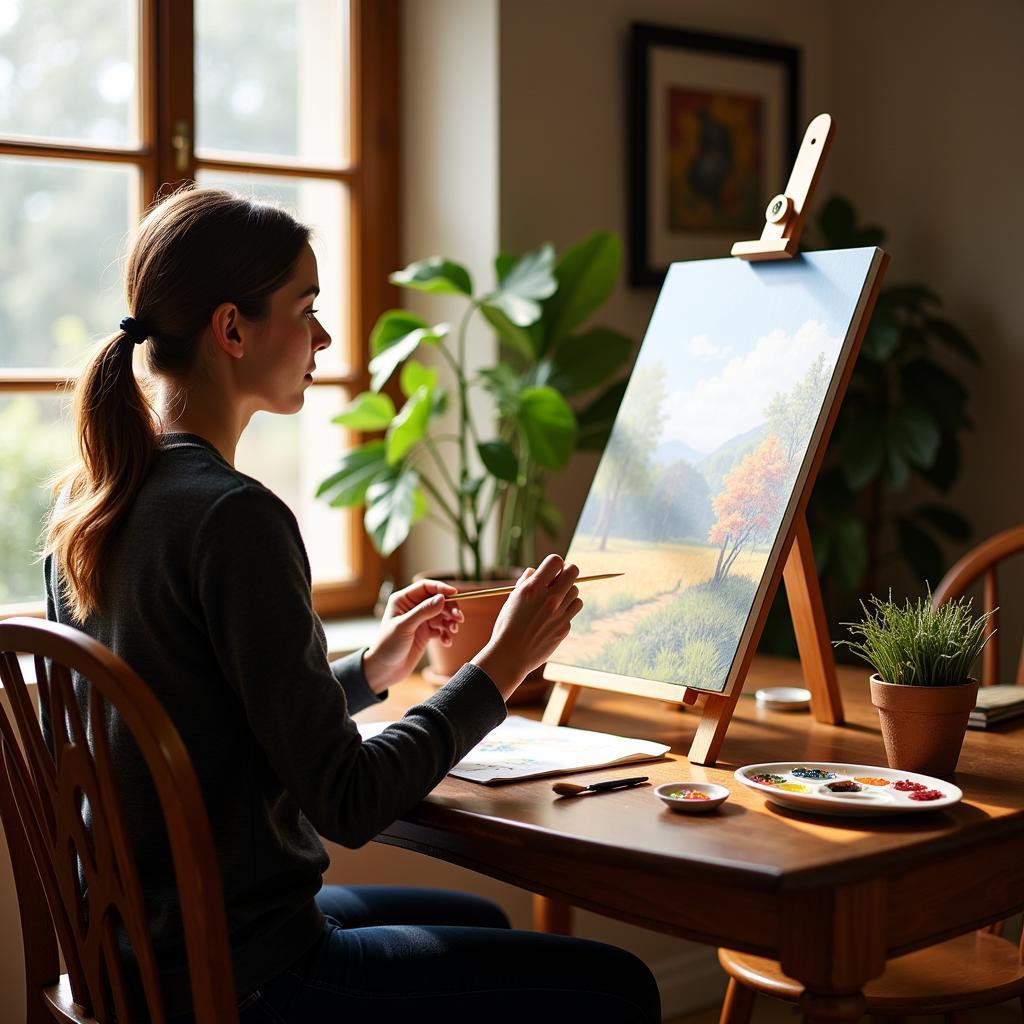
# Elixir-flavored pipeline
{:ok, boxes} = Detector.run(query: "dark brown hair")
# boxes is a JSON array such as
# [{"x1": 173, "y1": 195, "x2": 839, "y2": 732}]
[{"x1": 46, "y1": 185, "x2": 310, "y2": 621}]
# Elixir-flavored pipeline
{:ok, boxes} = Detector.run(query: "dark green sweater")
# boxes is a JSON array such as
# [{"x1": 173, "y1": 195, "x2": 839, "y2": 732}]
[{"x1": 44, "y1": 433, "x2": 506, "y2": 1013}]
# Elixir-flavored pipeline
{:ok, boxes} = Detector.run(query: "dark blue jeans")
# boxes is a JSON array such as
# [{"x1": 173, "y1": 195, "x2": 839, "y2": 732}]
[{"x1": 235, "y1": 884, "x2": 662, "y2": 1022}]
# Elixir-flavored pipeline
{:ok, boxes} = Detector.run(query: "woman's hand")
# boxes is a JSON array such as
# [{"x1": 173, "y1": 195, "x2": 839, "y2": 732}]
[
  {"x1": 473, "y1": 554, "x2": 582, "y2": 701},
  {"x1": 362, "y1": 580, "x2": 464, "y2": 693}
]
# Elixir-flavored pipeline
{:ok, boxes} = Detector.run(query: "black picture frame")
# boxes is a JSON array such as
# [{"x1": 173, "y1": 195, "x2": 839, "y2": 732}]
[{"x1": 629, "y1": 24, "x2": 801, "y2": 287}]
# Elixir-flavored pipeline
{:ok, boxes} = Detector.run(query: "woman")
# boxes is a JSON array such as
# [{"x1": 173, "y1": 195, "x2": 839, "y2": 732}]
[{"x1": 44, "y1": 186, "x2": 661, "y2": 1022}]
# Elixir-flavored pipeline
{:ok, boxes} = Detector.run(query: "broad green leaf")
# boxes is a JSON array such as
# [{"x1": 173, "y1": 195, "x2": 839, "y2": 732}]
[
  {"x1": 478, "y1": 440, "x2": 518, "y2": 482},
  {"x1": 926, "y1": 318, "x2": 981, "y2": 364},
  {"x1": 399, "y1": 359, "x2": 437, "y2": 399},
  {"x1": 370, "y1": 310, "x2": 429, "y2": 355},
  {"x1": 482, "y1": 244, "x2": 557, "y2": 327},
  {"x1": 315, "y1": 441, "x2": 388, "y2": 507},
  {"x1": 385, "y1": 386, "x2": 432, "y2": 465},
  {"x1": 914, "y1": 504, "x2": 970, "y2": 541},
  {"x1": 494, "y1": 253, "x2": 516, "y2": 284},
  {"x1": 364, "y1": 469, "x2": 422, "y2": 556},
  {"x1": 575, "y1": 379, "x2": 627, "y2": 450},
  {"x1": 885, "y1": 448, "x2": 911, "y2": 490},
  {"x1": 368, "y1": 312, "x2": 448, "y2": 391},
  {"x1": 331, "y1": 392, "x2": 395, "y2": 431},
  {"x1": 841, "y1": 428, "x2": 885, "y2": 490},
  {"x1": 548, "y1": 327, "x2": 632, "y2": 395},
  {"x1": 542, "y1": 232, "x2": 621, "y2": 350},
  {"x1": 536, "y1": 498, "x2": 564, "y2": 538},
  {"x1": 890, "y1": 405, "x2": 941, "y2": 468},
  {"x1": 480, "y1": 303, "x2": 537, "y2": 361},
  {"x1": 517, "y1": 386, "x2": 577, "y2": 469},
  {"x1": 389, "y1": 257, "x2": 472, "y2": 296},
  {"x1": 919, "y1": 434, "x2": 960, "y2": 493},
  {"x1": 896, "y1": 517, "x2": 944, "y2": 584},
  {"x1": 861, "y1": 309, "x2": 902, "y2": 362},
  {"x1": 830, "y1": 517, "x2": 868, "y2": 592}
]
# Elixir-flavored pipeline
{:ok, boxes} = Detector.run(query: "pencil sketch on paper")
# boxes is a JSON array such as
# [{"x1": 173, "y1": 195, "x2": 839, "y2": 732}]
[{"x1": 553, "y1": 249, "x2": 882, "y2": 694}]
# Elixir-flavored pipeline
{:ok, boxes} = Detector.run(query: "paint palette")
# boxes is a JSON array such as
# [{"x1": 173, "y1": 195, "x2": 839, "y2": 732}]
[{"x1": 735, "y1": 762, "x2": 963, "y2": 817}]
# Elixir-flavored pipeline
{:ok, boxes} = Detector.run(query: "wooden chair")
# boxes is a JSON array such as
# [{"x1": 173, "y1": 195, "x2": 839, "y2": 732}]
[
  {"x1": 932, "y1": 524, "x2": 1024, "y2": 686},
  {"x1": 717, "y1": 527, "x2": 1024, "y2": 1024},
  {"x1": 0, "y1": 617, "x2": 237, "y2": 1023}
]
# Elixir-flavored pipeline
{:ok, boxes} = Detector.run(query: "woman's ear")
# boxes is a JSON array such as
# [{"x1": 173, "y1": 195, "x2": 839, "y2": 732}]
[{"x1": 209, "y1": 302, "x2": 245, "y2": 360}]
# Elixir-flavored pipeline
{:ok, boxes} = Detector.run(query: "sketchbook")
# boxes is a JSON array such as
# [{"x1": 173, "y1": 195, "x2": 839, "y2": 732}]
[{"x1": 356, "y1": 715, "x2": 670, "y2": 785}]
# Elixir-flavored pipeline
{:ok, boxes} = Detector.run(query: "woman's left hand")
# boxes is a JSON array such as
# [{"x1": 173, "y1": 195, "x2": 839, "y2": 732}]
[{"x1": 362, "y1": 580, "x2": 464, "y2": 693}]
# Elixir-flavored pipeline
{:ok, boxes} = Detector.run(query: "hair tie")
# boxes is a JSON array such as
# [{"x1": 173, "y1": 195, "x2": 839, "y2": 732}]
[{"x1": 119, "y1": 315, "x2": 148, "y2": 345}]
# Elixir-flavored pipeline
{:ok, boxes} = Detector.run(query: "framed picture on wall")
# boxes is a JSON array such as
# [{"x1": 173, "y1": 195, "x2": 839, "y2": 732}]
[{"x1": 629, "y1": 24, "x2": 800, "y2": 287}]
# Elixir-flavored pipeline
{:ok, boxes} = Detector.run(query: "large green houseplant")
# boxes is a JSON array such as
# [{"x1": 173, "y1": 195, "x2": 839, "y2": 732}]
[
  {"x1": 317, "y1": 232, "x2": 632, "y2": 682},
  {"x1": 763, "y1": 195, "x2": 981, "y2": 652}
]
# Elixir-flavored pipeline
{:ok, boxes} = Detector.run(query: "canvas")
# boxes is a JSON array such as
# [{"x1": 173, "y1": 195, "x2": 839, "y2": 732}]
[{"x1": 550, "y1": 248, "x2": 886, "y2": 696}]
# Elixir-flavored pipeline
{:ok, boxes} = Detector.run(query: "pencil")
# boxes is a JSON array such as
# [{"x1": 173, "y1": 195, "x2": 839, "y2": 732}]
[{"x1": 444, "y1": 572, "x2": 624, "y2": 603}]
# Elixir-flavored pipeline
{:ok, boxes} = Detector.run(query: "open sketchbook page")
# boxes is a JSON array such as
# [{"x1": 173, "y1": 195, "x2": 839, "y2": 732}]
[{"x1": 357, "y1": 715, "x2": 670, "y2": 785}]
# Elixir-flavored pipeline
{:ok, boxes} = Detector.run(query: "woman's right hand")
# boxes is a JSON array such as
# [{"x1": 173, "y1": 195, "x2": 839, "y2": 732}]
[{"x1": 473, "y1": 554, "x2": 582, "y2": 700}]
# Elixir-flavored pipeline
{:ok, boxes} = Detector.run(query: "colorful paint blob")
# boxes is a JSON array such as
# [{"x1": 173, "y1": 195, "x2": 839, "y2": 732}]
[
  {"x1": 854, "y1": 777, "x2": 890, "y2": 787},
  {"x1": 778, "y1": 783, "x2": 810, "y2": 793},
  {"x1": 908, "y1": 788, "x2": 944, "y2": 802},
  {"x1": 825, "y1": 780, "x2": 862, "y2": 793},
  {"x1": 750, "y1": 773, "x2": 787, "y2": 786},
  {"x1": 893, "y1": 779, "x2": 928, "y2": 793},
  {"x1": 791, "y1": 767, "x2": 837, "y2": 780}
]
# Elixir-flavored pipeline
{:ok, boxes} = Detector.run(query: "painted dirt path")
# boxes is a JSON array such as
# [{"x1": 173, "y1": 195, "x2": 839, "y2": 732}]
[{"x1": 558, "y1": 589, "x2": 678, "y2": 664}]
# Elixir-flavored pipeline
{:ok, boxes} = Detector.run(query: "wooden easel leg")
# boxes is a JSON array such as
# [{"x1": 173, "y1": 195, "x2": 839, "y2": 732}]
[
  {"x1": 541, "y1": 681, "x2": 580, "y2": 726},
  {"x1": 533, "y1": 894, "x2": 572, "y2": 935},
  {"x1": 783, "y1": 517, "x2": 845, "y2": 725},
  {"x1": 688, "y1": 690, "x2": 741, "y2": 766}
]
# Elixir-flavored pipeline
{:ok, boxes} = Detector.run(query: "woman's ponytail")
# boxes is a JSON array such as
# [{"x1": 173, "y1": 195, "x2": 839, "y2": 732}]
[{"x1": 46, "y1": 329, "x2": 157, "y2": 621}]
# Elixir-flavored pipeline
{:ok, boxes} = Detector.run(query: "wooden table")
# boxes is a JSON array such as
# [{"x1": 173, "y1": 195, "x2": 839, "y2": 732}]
[{"x1": 365, "y1": 657, "x2": 1024, "y2": 1022}]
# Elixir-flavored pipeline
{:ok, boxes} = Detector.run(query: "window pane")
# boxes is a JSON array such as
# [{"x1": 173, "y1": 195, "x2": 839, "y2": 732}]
[
  {"x1": 0, "y1": 156, "x2": 136, "y2": 368},
  {"x1": 235, "y1": 386, "x2": 353, "y2": 582},
  {"x1": 196, "y1": 0, "x2": 349, "y2": 164},
  {"x1": 0, "y1": 0, "x2": 138, "y2": 146},
  {"x1": 0, "y1": 393, "x2": 73, "y2": 606},
  {"x1": 195, "y1": 170, "x2": 351, "y2": 374}
]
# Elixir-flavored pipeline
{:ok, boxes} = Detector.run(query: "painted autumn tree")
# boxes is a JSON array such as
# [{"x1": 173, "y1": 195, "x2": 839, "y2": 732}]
[{"x1": 708, "y1": 434, "x2": 789, "y2": 584}]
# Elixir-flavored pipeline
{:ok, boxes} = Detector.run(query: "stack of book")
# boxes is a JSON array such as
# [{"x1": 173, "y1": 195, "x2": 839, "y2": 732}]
[{"x1": 968, "y1": 685, "x2": 1024, "y2": 729}]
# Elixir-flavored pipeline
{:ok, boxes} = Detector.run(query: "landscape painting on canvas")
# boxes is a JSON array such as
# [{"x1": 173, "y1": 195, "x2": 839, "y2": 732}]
[{"x1": 551, "y1": 248, "x2": 884, "y2": 695}]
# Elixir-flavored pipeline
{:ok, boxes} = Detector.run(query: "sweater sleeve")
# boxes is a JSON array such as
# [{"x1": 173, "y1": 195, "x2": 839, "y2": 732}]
[
  {"x1": 195, "y1": 484, "x2": 506, "y2": 848},
  {"x1": 330, "y1": 649, "x2": 385, "y2": 715}
]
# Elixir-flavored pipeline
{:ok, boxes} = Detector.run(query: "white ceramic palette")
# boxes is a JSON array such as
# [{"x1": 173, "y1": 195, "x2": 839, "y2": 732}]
[{"x1": 735, "y1": 761, "x2": 963, "y2": 817}]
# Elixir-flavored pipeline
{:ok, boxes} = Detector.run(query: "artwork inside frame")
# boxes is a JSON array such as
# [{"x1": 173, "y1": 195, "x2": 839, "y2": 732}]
[
  {"x1": 547, "y1": 248, "x2": 887, "y2": 700},
  {"x1": 629, "y1": 24, "x2": 800, "y2": 287}
]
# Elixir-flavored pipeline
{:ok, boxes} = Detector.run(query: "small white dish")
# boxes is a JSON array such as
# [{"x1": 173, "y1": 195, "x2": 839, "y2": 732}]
[
  {"x1": 755, "y1": 686, "x2": 811, "y2": 711},
  {"x1": 655, "y1": 781, "x2": 730, "y2": 814}
]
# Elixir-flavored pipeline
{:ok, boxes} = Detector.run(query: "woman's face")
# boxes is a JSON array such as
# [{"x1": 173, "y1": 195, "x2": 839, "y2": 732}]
[{"x1": 238, "y1": 243, "x2": 331, "y2": 414}]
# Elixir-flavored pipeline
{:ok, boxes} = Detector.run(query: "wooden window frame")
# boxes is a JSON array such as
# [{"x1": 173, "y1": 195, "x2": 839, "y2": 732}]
[{"x1": 0, "y1": 0, "x2": 398, "y2": 620}]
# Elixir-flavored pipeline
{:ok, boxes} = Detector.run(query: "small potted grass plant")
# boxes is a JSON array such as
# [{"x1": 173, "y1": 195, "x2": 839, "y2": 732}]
[{"x1": 836, "y1": 592, "x2": 995, "y2": 777}]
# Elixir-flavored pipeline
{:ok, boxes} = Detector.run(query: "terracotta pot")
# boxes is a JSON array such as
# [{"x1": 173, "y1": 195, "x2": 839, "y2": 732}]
[
  {"x1": 412, "y1": 570, "x2": 550, "y2": 706},
  {"x1": 869, "y1": 674, "x2": 979, "y2": 777}
]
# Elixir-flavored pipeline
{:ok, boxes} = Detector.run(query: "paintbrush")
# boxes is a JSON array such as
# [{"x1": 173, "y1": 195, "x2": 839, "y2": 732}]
[{"x1": 444, "y1": 572, "x2": 624, "y2": 603}]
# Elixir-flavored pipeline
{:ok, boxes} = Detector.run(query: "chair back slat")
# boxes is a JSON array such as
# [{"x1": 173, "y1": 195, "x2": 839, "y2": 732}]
[
  {"x1": 983, "y1": 568, "x2": 999, "y2": 686},
  {"x1": 0, "y1": 618, "x2": 238, "y2": 1024},
  {"x1": 933, "y1": 525, "x2": 1024, "y2": 686}
]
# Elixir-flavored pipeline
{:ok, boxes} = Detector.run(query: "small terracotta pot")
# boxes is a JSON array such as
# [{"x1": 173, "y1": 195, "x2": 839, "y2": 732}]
[
  {"x1": 869, "y1": 674, "x2": 979, "y2": 777},
  {"x1": 412, "y1": 570, "x2": 550, "y2": 706}
]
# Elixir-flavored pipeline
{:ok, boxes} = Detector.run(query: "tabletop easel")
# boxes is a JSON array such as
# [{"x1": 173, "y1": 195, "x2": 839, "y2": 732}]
[{"x1": 544, "y1": 113, "x2": 885, "y2": 767}]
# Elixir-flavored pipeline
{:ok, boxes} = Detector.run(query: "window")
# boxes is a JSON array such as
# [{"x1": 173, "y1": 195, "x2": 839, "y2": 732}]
[{"x1": 0, "y1": 0, "x2": 397, "y2": 617}]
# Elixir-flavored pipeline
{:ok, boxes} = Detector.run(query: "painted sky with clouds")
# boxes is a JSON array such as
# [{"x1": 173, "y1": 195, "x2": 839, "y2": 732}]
[{"x1": 629, "y1": 249, "x2": 878, "y2": 455}]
